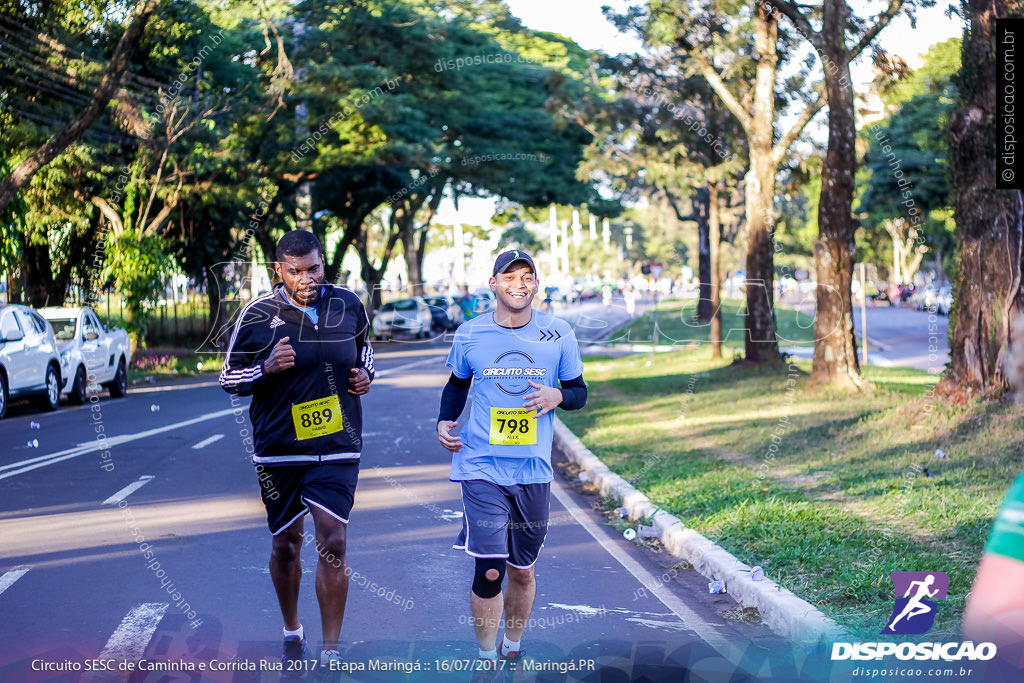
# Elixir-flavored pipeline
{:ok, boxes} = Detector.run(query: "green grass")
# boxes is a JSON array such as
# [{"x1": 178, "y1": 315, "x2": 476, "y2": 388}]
[
  {"x1": 561, "y1": 348, "x2": 1024, "y2": 637},
  {"x1": 611, "y1": 298, "x2": 818, "y2": 348}
]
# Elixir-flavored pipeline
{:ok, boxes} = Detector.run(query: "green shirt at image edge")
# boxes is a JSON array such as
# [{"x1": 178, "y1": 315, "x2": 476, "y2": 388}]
[{"x1": 986, "y1": 472, "x2": 1024, "y2": 562}]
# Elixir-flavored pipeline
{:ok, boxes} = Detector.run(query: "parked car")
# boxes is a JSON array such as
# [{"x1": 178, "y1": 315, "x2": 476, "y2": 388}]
[
  {"x1": 39, "y1": 306, "x2": 130, "y2": 404},
  {"x1": 908, "y1": 282, "x2": 943, "y2": 311},
  {"x1": 423, "y1": 295, "x2": 463, "y2": 332},
  {"x1": 371, "y1": 297, "x2": 432, "y2": 340},
  {"x1": 909, "y1": 283, "x2": 931, "y2": 310},
  {"x1": 0, "y1": 304, "x2": 63, "y2": 418}
]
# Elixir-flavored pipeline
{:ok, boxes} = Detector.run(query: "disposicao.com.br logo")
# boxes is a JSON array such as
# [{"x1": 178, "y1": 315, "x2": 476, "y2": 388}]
[{"x1": 831, "y1": 571, "x2": 997, "y2": 663}]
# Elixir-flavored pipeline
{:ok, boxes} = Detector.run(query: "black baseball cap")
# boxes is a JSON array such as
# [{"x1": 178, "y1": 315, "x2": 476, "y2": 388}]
[{"x1": 493, "y1": 249, "x2": 537, "y2": 276}]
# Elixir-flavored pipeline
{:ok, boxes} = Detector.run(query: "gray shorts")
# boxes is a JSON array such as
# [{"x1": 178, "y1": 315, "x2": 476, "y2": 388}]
[{"x1": 453, "y1": 480, "x2": 550, "y2": 568}]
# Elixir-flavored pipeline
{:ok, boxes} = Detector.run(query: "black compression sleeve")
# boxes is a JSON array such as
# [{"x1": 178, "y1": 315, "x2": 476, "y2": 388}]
[
  {"x1": 438, "y1": 373, "x2": 472, "y2": 423},
  {"x1": 557, "y1": 374, "x2": 588, "y2": 411}
]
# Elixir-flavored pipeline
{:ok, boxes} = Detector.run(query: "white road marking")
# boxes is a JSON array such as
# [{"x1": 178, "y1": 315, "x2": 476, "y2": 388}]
[
  {"x1": 375, "y1": 355, "x2": 447, "y2": 377},
  {"x1": 0, "y1": 408, "x2": 237, "y2": 481},
  {"x1": 549, "y1": 479, "x2": 748, "y2": 664},
  {"x1": 191, "y1": 434, "x2": 225, "y2": 450},
  {"x1": 548, "y1": 603, "x2": 672, "y2": 618},
  {"x1": 102, "y1": 476, "x2": 155, "y2": 505},
  {"x1": 96, "y1": 602, "x2": 168, "y2": 662},
  {"x1": 130, "y1": 380, "x2": 221, "y2": 394},
  {"x1": 625, "y1": 617, "x2": 692, "y2": 632},
  {"x1": 0, "y1": 566, "x2": 30, "y2": 596}
]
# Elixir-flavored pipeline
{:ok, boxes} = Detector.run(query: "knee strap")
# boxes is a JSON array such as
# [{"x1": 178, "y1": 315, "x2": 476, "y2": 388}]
[{"x1": 472, "y1": 557, "x2": 506, "y2": 599}]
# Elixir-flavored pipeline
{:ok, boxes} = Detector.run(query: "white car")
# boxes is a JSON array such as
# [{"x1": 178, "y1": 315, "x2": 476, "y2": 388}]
[
  {"x1": 0, "y1": 304, "x2": 63, "y2": 418},
  {"x1": 39, "y1": 307, "x2": 130, "y2": 404},
  {"x1": 371, "y1": 297, "x2": 432, "y2": 340}
]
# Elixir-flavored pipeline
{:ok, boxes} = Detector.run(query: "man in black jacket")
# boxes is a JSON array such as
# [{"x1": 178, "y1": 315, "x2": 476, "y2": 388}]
[{"x1": 221, "y1": 230, "x2": 374, "y2": 675}]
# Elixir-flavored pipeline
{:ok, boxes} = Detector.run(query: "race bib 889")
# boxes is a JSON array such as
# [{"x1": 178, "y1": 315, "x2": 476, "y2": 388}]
[{"x1": 291, "y1": 395, "x2": 344, "y2": 441}]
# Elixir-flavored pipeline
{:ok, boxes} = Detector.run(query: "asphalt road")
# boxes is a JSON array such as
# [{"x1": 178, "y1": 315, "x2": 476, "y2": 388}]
[
  {"x1": 548, "y1": 293, "x2": 949, "y2": 372},
  {"x1": 0, "y1": 325, "x2": 843, "y2": 683},
  {"x1": 849, "y1": 304, "x2": 950, "y2": 372},
  {"x1": 774, "y1": 294, "x2": 950, "y2": 371}
]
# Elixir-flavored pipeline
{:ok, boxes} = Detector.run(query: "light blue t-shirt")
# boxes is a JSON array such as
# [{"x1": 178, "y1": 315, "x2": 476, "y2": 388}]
[
  {"x1": 445, "y1": 311, "x2": 585, "y2": 485},
  {"x1": 280, "y1": 287, "x2": 320, "y2": 325}
]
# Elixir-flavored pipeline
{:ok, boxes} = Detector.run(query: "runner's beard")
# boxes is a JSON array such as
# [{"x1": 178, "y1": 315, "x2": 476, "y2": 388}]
[{"x1": 287, "y1": 281, "x2": 322, "y2": 306}]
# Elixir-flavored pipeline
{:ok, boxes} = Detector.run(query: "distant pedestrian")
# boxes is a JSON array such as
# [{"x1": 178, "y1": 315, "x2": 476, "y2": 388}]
[
  {"x1": 220, "y1": 230, "x2": 374, "y2": 677},
  {"x1": 624, "y1": 287, "x2": 636, "y2": 317},
  {"x1": 458, "y1": 289, "x2": 475, "y2": 321},
  {"x1": 436, "y1": 249, "x2": 588, "y2": 675},
  {"x1": 888, "y1": 283, "x2": 901, "y2": 307}
]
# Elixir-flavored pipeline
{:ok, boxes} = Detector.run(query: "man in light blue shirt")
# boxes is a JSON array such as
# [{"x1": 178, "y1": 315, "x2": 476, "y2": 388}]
[{"x1": 437, "y1": 250, "x2": 587, "y2": 672}]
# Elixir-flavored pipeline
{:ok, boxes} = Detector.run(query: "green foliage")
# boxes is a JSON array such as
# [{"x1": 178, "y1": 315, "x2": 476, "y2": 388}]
[
  {"x1": 0, "y1": 0, "x2": 658, "y2": 314},
  {"x1": 774, "y1": 154, "x2": 823, "y2": 268},
  {"x1": 856, "y1": 38, "x2": 961, "y2": 279},
  {"x1": 0, "y1": 148, "x2": 25, "y2": 273},
  {"x1": 498, "y1": 224, "x2": 544, "y2": 255},
  {"x1": 102, "y1": 233, "x2": 174, "y2": 327}
]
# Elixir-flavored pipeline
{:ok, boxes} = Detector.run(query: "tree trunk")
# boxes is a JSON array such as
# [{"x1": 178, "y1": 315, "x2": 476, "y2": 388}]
[
  {"x1": 21, "y1": 222, "x2": 92, "y2": 306},
  {"x1": 205, "y1": 265, "x2": 227, "y2": 349},
  {"x1": 56, "y1": 219, "x2": 95, "y2": 302},
  {"x1": 710, "y1": 181, "x2": 723, "y2": 359},
  {"x1": 6, "y1": 270, "x2": 23, "y2": 304},
  {"x1": 743, "y1": 5, "x2": 782, "y2": 364},
  {"x1": 361, "y1": 262, "x2": 385, "y2": 313},
  {"x1": 693, "y1": 187, "x2": 712, "y2": 322},
  {"x1": 325, "y1": 230, "x2": 357, "y2": 285},
  {"x1": 401, "y1": 220, "x2": 423, "y2": 296},
  {"x1": 322, "y1": 201, "x2": 375, "y2": 286},
  {"x1": 253, "y1": 229, "x2": 279, "y2": 286},
  {"x1": 810, "y1": 38, "x2": 861, "y2": 387},
  {"x1": 939, "y1": 0, "x2": 1023, "y2": 398},
  {"x1": 416, "y1": 223, "x2": 429, "y2": 284},
  {"x1": 355, "y1": 224, "x2": 400, "y2": 316},
  {"x1": 22, "y1": 240, "x2": 58, "y2": 307},
  {"x1": 396, "y1": 182, "x2": 443, "y2": 296}
]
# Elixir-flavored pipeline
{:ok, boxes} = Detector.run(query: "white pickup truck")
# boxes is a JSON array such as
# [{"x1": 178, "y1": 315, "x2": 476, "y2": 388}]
[{"x1": 39, "y1": 307, "x2": 130, "y2": 404}]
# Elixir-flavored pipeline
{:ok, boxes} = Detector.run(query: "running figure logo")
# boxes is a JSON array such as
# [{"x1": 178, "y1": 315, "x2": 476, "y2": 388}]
[{"x1": 881, "y1": 571, "x2": 948, "y2": 635}]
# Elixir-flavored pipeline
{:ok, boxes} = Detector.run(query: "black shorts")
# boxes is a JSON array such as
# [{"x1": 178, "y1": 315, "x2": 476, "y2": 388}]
[
  {"x1": 453, "y1": 480, "x2": 550, "y2": 568},
  {"x1": 256, "y1": 462, "x2": 359, "y2": 535}
]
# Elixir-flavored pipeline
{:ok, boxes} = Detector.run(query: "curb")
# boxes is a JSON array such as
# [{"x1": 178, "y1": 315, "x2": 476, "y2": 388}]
[{"x1": 552, "y1": 418, "x2": 851, "y2": 647}]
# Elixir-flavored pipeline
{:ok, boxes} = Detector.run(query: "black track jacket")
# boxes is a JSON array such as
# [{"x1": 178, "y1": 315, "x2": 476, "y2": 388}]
[{"x1": 220, "y1": 284, "x2": 375, "y2": 465}]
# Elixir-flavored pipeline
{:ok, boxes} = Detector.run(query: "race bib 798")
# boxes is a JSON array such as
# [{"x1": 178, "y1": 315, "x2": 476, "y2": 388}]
[{"x1": 489, "y1": 407, "x2": 537, "y2": 446}]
